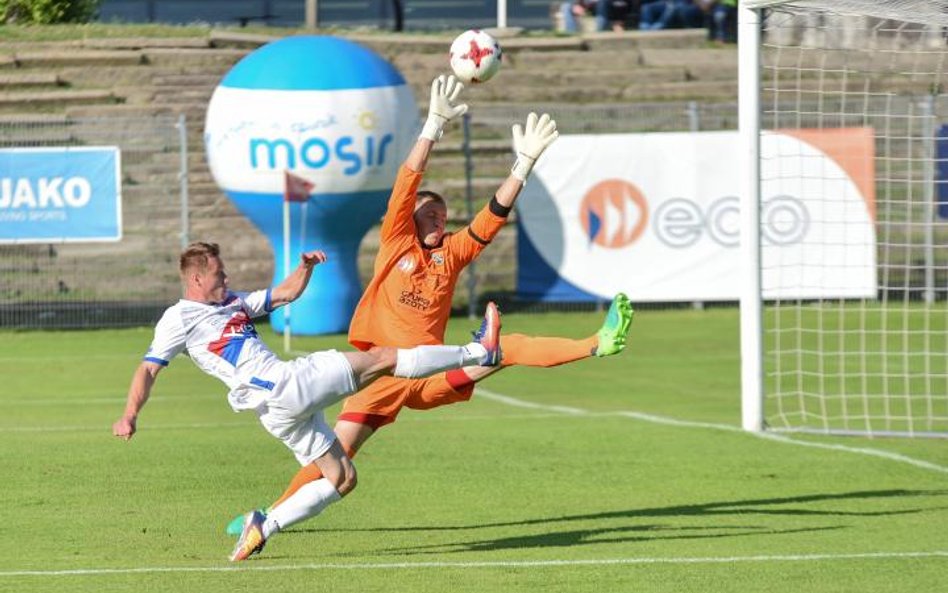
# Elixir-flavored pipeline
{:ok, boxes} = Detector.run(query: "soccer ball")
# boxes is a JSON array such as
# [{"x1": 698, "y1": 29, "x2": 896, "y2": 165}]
[{"x1": 449, "y1": 29, "x2": 502, "y2": 84}]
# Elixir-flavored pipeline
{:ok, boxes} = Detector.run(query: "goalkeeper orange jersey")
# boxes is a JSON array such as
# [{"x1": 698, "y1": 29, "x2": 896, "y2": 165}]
[{"x1": 349, "y1": 164, "x2": 508, "y2": 350}]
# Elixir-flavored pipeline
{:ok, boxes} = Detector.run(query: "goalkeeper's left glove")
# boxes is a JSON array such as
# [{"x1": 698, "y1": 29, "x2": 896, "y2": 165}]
[{"x1": 511, "y1": 112, "x2": 559, "y2": 182}]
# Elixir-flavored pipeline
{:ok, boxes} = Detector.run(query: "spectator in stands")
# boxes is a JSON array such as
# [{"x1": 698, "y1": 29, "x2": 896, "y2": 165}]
[
  {"x1": 698, "y1": 0, "x2": 738, "y2": 43},
  {"x1": 639, "y1": 0, "x2": 703, "y2": 30},
  {"x1": 598, "y1": 0, "x2": 636, "y2": 31},
  {"x1": 559, "y1": 0, "x2": 597, "y2": 32},
  {"x1": 560, "y1": 0, "x2": 637, "y2": 32}
]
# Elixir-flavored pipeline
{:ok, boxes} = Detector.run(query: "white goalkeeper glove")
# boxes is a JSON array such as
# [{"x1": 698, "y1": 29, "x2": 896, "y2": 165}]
[
  {"x1": 511, "y1": 112, "x2": 559, "y2": 182},
  {"x1": 420, "y1": 74, "x2": 468, "y2": 142}
]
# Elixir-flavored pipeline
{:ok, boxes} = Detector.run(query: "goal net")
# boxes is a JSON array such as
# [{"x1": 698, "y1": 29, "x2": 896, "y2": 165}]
[{"x1": 742, "y1": 0, "x2": 948, "y2": 437}]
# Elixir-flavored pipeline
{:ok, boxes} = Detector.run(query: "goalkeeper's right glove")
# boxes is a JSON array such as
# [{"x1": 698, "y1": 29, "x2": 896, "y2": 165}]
[
  {"x1": 511, "y1": 112, "x2": 559, "y2": 182},
  {"x1": 420, "y1": 74, "x2": 468, "y2": 142}
]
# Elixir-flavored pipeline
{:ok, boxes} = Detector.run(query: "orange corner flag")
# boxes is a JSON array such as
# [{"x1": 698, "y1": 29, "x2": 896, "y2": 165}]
[{"x1": 284, "y1": 170, "x2": 315, "y2": 202}]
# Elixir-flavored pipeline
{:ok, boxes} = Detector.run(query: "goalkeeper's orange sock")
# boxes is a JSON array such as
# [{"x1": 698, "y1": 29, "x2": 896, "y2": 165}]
[
  {"x1": 499, "y1": 333, "x2": 597, "y2": 368},
  {"x1": 270, "y1": 444, "x2": 358, "y2": 510}
]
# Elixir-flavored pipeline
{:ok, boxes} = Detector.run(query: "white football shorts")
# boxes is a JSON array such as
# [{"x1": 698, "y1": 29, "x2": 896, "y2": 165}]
[{"x1": 256, "y1": 350, "x2": 358, "y2": 465}]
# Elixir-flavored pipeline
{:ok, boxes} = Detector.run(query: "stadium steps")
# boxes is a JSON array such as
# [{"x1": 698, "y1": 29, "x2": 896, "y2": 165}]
[
  {"x1": 140, "y1": 47, "x2": 248, "y2": 68},
  {"x1": 581, "y1": 28, "x2": 708, "y2": 50},
  {"x1": 10, "y1": 49, "x2": 146, "y2": 68},
  {"x1": 0, "y1": 28, "x2": 742, "y2": 296},
  {"x1": 0, "y1": 72, "x2": 64, "y2": 89},
  {"x1": 0, "y1": 89, "x2": 120, "y2": 113},
  {"x1": 151, "y1": 72, "x2": 222, "y2": 87},
  {"x1": 63, "y1": 103, "x2": 178, "y2": 118},
  {"x1": 81, "y1": 37, "x2": 212, "y2": 50}
]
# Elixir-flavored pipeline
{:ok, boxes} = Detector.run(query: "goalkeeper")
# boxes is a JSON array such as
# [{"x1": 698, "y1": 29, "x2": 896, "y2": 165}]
[{"x1": 226, "y1": 74, "x2": 634, "y2": 535}]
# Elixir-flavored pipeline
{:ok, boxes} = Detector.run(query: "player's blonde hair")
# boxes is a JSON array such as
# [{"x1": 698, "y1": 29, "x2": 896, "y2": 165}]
[{"x1": 179, "y1": 242, "x2": 221, "y2": 276}]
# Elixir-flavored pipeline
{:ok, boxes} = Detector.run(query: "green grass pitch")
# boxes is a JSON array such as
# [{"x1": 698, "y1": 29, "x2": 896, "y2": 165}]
[{"x1": 0, "y1": 308, "x2": 945, "y2": 592}]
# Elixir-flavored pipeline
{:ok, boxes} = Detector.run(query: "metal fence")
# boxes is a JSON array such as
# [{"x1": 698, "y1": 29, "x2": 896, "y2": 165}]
[
  {"x1": 1, "y1": 96, "x2": 944, "y2": 329},
  {"x1": 0, "y1": 115, "x2": 188, "y2": 329}
]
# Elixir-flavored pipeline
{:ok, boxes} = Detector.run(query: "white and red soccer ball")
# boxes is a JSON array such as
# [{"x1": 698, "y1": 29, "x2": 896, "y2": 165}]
[{"x1": 449, "y1": 29, "x2": 502, "y2": 84}]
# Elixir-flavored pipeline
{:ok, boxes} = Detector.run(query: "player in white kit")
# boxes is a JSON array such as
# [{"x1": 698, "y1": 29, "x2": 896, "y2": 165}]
[{"x1": 112, "y1": 241, "x2": 501, "y2": 562}]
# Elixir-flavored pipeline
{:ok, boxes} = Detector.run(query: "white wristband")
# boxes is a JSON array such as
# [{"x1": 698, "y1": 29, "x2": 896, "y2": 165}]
[
  {"x1": 420, "y1": 116, "x2": 445, "y2": 142},
  {"x1": 511, "y1": 156, "x2": 535, "y2": 182}
]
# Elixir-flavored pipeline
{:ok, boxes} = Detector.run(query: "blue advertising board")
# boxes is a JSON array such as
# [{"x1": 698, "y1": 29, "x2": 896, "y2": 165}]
[{"x1": 0, "y1": 147, "x2": 121, "y2": 244}]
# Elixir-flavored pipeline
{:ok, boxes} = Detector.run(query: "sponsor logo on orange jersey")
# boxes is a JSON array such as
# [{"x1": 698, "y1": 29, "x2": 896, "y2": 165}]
[{"x1": 398, "y1": 290, "x2": 431, "y2": 310}]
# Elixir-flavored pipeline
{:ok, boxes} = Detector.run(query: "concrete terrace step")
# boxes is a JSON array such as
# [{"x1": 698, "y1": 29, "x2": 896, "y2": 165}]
[
  {"x1": 452, "y1": 77, "x2": 737, "y2": 103},
  {"x1": 401, "y1": 65, "x2": 727, "y2": 92},
  {"x1": 82, "y1": 37, "x2": 212, "y2": 50},
  {"x1": 361, "y1": 33, "x2": 584, "y2": 55},
  {"x1": 581, "y1": 28, "x2": 708, "y2": 50},
  {"x1": 64, "y1": 102, "x2": 186, "y2": 118},
  {"x1": 151, "y1": 88, "x2": 215, "y2": 103},
  {"x1": 637, "y1": 47, "x2": 738, "y2": 67},
  {"x1": 0, "y1": 89, "x2": 119, "y2": 111},
  {"x1": 189, "y1": 181, "x2": 224, "y2": 195},
  {"x1": 0, "y1": 113, "x2": 70, "y2": 124},
  {"x1": 141, "y1": 47, "x2": 248, "y2": 67},
  {"x1": 57, "y1": 64, "x2": 163, "y2": 89},
  {"x1": 0, "y1": 72, "x2": 64, "y2": 89},
  {"x1": 151, "y1": 73, "x2": 221, "y2": 87},
  {"x1": 12, "y1": 50, "x2": 145, "y2": 68},
  {"x1": 509, "y1": 46, "x2": 737, "y2": 71},
  {"x1": 208, "y1": 30, "x2": 275, "y2": 49}
]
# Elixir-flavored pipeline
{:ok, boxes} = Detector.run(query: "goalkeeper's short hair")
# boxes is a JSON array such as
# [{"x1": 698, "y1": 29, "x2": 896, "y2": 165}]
[{"x1": 415, "y1": 190, "x2": 446, "y2": 211}]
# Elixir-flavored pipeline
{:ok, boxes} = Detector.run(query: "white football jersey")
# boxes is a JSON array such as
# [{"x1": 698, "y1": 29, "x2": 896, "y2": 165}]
[{"x1": 144, "y1": 289, "x2": 287, "y2": 411}]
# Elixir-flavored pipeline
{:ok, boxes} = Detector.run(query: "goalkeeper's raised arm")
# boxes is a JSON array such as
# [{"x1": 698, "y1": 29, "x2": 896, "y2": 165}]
[
  {"x1": 493, "y1": 111, "x2": 559, "y2": 210},
  {"x1": 445, "y1": 111, "x2": 560, "y2": 266},
  {"x1": 404, "y1": 74, "x2": 468, "y2": 173}
]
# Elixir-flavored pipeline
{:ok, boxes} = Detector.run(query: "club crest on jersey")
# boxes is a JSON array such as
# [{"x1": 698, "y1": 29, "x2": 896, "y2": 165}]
[
  {"x1": 208, "y1": 311, "x2": 258, "y2": 366},
  {"x1": 431, "y1": 252, "x2": 444, "y2": 265},
  {"x1": 397, "y1": 255, "x2": 416, "y2": 273}
]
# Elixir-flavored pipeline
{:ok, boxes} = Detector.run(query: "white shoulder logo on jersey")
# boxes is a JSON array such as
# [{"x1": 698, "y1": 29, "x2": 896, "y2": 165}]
[{"x1": 397, "y1": 255, "x2": 416, "y2": 274}]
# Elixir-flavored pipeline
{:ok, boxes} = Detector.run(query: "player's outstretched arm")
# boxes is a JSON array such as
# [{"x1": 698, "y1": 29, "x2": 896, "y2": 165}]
[
  {"x1": 112, "y1": 361, "x2": 163, "y2": 441},
  {"x1": 405, "y1": 74, "x2": 468, "y2": 172},
  {"x1": 450, "y1": 113, "x2": 559, "y2": 261},
  {"x1": 494, "y1": 112, "x2": 559, "y2": 208},
  {"x1": 511, "y1": 112, "x2": 559, "y2": 185},
  {"x1": 270, "y1": 250, "x2": 327, "y2": 307}
]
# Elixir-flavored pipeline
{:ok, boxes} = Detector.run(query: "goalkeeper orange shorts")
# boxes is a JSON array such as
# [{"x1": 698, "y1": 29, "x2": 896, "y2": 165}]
[{"x1": 337, "y1": 374, "x2": 475, "y2": 429}]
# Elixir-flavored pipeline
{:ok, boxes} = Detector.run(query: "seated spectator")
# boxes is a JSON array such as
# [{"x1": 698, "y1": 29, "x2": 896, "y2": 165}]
[
  {"x1": 639, "y1": 0, "x2": 703, "y2": 31},
  {"x1": 698, "y1": 0, "x2": 738, "y2": 43},
  {"x1": 598, "y1": 0, "x2": 636, "y2": 31},
  {"x1": 559, "y1": 0, "x2": 597, "y2": 32},
  {"x1": 560, "y1": 0, "x2": 637, "y2": 32}
]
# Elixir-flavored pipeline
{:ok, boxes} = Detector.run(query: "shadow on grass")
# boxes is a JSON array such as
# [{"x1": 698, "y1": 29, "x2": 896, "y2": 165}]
[
  {"x1": 372, "y1": 525, "x2": 846, "y2": 555},
  {"x1": 301, "y1": 489, "x2": 947, "y2": 534},
  {"x1": 286, "y1": 488, "x2": 946, "y2": 554}
]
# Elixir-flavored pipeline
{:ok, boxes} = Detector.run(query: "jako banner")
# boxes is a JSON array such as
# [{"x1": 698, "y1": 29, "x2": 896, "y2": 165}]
[
  {"x1": 517, "y1": 128, "x2": 876, "y2": 302},
  {"x1": 0, "y1": 147, "x2": 121, "y2": 244}
]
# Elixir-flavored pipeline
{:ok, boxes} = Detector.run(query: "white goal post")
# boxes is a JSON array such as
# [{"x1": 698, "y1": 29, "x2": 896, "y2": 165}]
[{"x1": 739, "y1": 0, "x2": 948, "y2": 437}]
